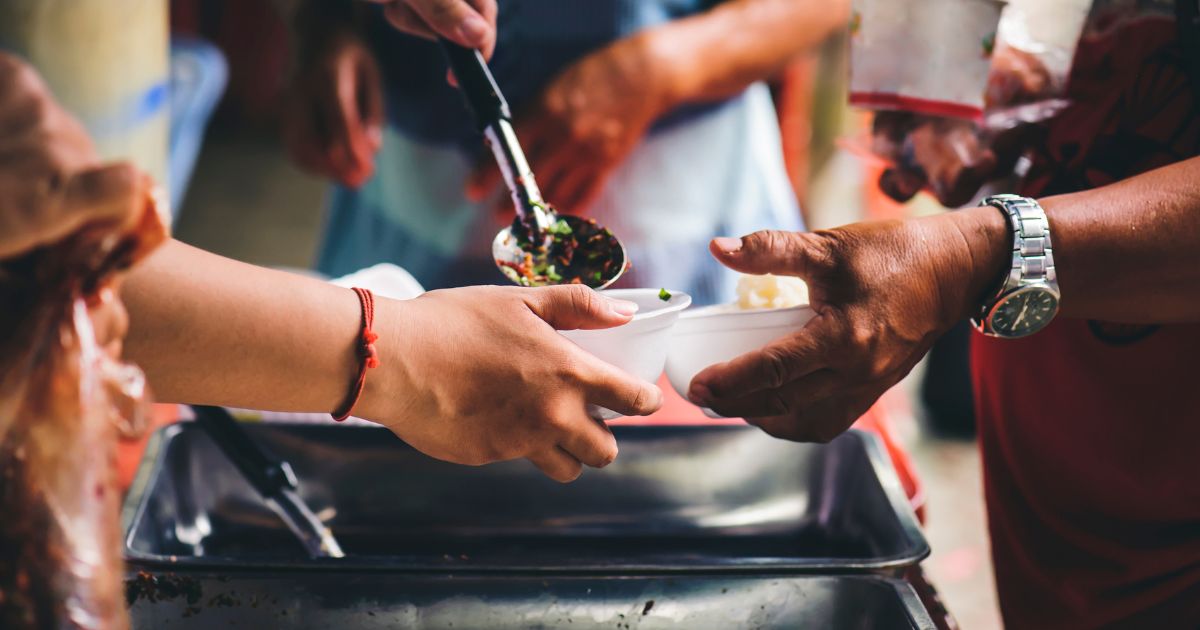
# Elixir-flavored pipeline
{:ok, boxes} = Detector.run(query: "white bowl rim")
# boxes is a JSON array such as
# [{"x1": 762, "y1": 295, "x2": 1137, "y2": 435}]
[
  {"x1": 680, "y1": 302, "x2": 811, "y2": 319},
  {"x1": 600, "y1": 288, "x2": 692, "y2": 323}
]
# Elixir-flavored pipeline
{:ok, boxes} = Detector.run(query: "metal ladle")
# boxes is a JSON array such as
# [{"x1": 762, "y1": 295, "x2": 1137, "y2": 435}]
[{"x1": 440, "y1": 41, "x2": 627, "y2": 289}]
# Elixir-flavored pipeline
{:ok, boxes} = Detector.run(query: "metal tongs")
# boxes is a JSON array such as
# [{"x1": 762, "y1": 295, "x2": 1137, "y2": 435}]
[
  {"x1": 191, "y1": 405, "x2": 344, "y2": 559},
  {"x1": 439, "y1": 41, "x2": 627, "y2": 289}
]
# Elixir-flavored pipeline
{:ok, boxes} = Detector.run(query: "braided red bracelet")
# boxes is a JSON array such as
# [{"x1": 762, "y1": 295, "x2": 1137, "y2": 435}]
[{"x1": 331, "y1": 287, "x2": 380, "y2": 421}]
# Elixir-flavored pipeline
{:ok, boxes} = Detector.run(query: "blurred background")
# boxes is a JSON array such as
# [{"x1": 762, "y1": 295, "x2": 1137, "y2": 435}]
[{"x1": 5, "y1": 1, "x2": 1000, "y2": 626}]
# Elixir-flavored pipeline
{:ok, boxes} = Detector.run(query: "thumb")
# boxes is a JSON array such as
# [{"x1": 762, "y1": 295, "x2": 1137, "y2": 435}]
[
  {"x1": 524, "y1": 285, "x2": 639, "y2": 331},
  {"x1": 709, "y1": 230, "x2": 819, "y2": 278}
]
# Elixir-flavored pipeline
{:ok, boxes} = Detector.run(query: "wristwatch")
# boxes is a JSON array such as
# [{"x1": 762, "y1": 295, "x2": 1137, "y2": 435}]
[{"x1": 972, "y1": 194, "x2": 1060, "y2": 338}]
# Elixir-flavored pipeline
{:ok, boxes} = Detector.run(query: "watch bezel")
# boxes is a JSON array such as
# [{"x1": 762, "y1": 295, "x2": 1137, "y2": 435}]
[{"x1": 979, "y1": 283, "x2": 1061, "y2": 338}]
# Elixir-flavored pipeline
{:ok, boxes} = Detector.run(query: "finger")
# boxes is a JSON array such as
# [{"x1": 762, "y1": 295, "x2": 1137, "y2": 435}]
[
  {"x1": 708, "y1": 229, "x2": 822, "y2": 278},
  {"x1": 523, "y1": 284, "x2": 639, "y2": 330},
  {"x1": 312, "y1": 91, "x2": 360, "y2": 186},
  {"x1": 357, "y1": 55, "x2": 386, "y2": 153},
  {"x1": 689, "y1": 319, "x2": 831, "y2": 403},
  {"x1": 704, "y1": 369, "x2": 839, "y2": 419},
  {"x1": 556, "y1": 412, "x2": 620, "y2": 468},
  {"x1": 404, "y1": 0, "x2": 494, "y2": 53},
  {"x1": 878, "y1": 168, "x2": 924, "y2": 203},
  {"x1": 470, "y1": 0, "x2": 498, "y2": 58},
  {"x1": 382, "y1": 4, "x2": 438, "y2": 40},
  {"x1": 571, "y1": 351, "x2": 663, "y2": 417},
  {"x1": 745, "y1": 392, "x2": 876, "y2": 444},
  {"x1": 334, "y1": 55, "x2": 376, "y2": 179},
  {"x1": 527, "y1": 447, "x2": 584, "y2": 483}
]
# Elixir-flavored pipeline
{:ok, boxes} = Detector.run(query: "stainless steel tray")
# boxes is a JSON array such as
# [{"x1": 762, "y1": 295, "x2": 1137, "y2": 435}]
[
  {"x1": 123, "y1": 424, "x2": 927, "y2": 574},
  {"x1": 125, "y1": 573, "x2": 935, "y2": 629}
]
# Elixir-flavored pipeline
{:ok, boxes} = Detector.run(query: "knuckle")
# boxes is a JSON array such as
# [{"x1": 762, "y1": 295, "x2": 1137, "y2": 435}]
[
  {"x1": 766, "y1": 390, "x2": 791, "y2": 416},
  {"x1": 564, "y1": 283, "x2": 599, "y2": 315},
  {"x1": 758, "y1": 347, "x2": 791, "y2": 389},
  {"x1": 426, "y1": 0, "x2": 461, "y2": 25}
]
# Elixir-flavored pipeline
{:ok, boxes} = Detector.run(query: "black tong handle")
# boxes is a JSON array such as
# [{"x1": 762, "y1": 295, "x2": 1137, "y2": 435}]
[
  {"x1": 191, "y1": 405, "x2": 298, "y2": 496},
  {"x1": 439, "y1": 39, "x2": 510, "y2": 130}
]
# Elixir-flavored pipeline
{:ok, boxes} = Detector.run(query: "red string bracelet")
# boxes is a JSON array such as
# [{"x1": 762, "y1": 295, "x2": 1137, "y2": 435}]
[{"x1": 331, "y1": 287, "x2": 380, "y2": 421}]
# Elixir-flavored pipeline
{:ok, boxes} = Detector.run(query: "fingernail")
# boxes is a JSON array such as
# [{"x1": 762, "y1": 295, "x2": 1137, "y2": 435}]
[
  {"x1": 713, "y1": 237, "x2": 742, "y2": 254},
  {"x1": 457, "y1": 14, "x2": 489, "y2": 46},
  {"x1": 606, "y1": 298, "x2": 639, "y2": 317},
  {"x1": 366, "y1": 125, "x2": 383, "y2": 148},
  {"x1": 688, "y1": 381, "x2": 713, "y2": 406}
]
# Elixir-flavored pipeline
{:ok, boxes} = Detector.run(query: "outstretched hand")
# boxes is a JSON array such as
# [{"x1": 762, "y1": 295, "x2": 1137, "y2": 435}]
[
  {"x1": 689, "y1": 212, "x2": 1004, "y2": 442},
  {"x1": 360, "y1": 284, "x2": 663, "y2": 482}
]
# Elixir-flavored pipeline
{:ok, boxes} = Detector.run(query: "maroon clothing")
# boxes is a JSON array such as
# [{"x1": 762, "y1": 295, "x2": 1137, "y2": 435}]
[{"x1": 972, "y1": 10, "x2": 1200, "y2": 628}]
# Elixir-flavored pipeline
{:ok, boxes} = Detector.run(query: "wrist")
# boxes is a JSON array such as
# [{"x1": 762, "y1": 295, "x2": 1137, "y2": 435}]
[
  {"x1": 942, "y1": 205, "x2": 1011, "y2": 322},
  {"x1": 353, "y1": 295, "x2": 410, "y2": 423}
]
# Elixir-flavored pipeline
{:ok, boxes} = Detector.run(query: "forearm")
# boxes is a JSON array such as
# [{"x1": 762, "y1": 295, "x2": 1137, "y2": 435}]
[
  {"x1": 647, "y1": 0, "x2": 850, "y2": 108},
  {"x1": 120, "y1": 240, "x2": 372, "y2": 413},
  {"x1": 950, "y1": 157, "x2": 1200, "y2": 323}
]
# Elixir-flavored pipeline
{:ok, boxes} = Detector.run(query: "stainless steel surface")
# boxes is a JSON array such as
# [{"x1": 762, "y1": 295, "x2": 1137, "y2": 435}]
[
  {"x1": 269, "y1": 487, "x2": 344, "y2": 559},
  {"x1": 125, "y1": 573, "x2": 936, "y2": 629},
  {"x1": 190, "y1": 405, "x2": 344, "y2": 559},
  {"x1": 123, "y1": 425, "x2": 927, "y2": 574},
  {"x1": 484, "y1": 121, "x2": 552, "y2": 233},
  {"x1": 438, "y1": 39, "x2": 626, "y2": 288}
]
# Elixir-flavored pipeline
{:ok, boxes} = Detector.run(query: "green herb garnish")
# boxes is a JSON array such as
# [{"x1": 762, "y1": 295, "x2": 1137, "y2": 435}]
[
  {"x1": 546, "y1": 219, "x2": 573, "y2": 236},
  {"x1": 658, "y1": 288, "x2": 672, "y2": 302},
  {"x1": 546, "y1": 265, "x2": 562, "y2": 282}
]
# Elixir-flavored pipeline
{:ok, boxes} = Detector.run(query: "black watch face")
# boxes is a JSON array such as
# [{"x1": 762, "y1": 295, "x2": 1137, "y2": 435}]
[{"x1": 989, "y1": 286, "x2": 1060, "y2": 338}]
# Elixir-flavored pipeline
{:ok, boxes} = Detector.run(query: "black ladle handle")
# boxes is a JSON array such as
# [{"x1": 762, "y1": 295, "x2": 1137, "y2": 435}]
[
  {"x1": 439, "y1": 39, "x2": 510, "y2": 130},
  {"x1": 191, "y1": 405, "x2": 298, "y2": 496}
]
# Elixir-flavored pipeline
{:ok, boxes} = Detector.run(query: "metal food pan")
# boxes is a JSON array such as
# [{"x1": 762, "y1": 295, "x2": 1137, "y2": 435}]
[
  {"x1": 123, "y1": 424, "x2": 927, "y2": 574},
  {"x1": 125, "y1": 573, "x2": 935, "y2": 629}
]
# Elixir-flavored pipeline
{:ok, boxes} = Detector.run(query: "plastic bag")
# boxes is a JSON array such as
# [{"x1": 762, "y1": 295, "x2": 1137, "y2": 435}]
[
  {"x1": 0, "y1": 180, "x2": 168, "y2": 629},
  {"x1": 847, "y1": 0, "x2": 1093, "y2": 206}
]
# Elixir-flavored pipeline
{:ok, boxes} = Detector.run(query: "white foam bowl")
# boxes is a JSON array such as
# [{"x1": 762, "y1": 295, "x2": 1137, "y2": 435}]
[
  {"x1": 665, "y1": 303, "x2": 816, "y2": 416},
  {"x1": 561, "y1": 288, "x2": 691, "y2": 420}
]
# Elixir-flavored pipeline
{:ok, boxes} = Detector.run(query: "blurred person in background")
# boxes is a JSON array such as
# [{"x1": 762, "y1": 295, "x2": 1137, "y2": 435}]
[
  {"x1": 691, "y1": 2, "x2": 1200, "y2": 626},
  {"x1": 281, "y1": 0, "x2": 849, "y2": 304}
]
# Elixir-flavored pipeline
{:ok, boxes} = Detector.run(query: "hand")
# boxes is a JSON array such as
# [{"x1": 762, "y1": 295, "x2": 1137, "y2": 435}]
[
  {"x1": 0, "y1": 53, "x2": 142, "y2": 260},
  {"x1": 467, "y1": 34, "x2": 670, "y2": 215},
  {"x1": 282, "y1": 29, "x2": 384, "y2": 188},
  {"x1": 364, "y1": 0, "x2": 497, "y2": 59},
  {"x1": 359, "y1": 284, "x2": 663, "y2": 482},
  {"x1": 871, "y1": 112, "x2": 999, "y2": 207},
  {"x1": 687, "y1": 212, "x2": 1005, "y2": 442}
]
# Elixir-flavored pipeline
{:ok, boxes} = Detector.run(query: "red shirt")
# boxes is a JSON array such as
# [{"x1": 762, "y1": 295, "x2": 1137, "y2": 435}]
[{"x1": 972, "y1": 12, "x2": 1200, "y2": 628}]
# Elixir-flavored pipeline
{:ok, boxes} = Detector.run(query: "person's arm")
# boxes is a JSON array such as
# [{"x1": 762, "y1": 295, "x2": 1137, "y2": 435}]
[
  {"x1": 648, "y1": 0, "x2": 851, "y2": 109},
  {"x1": 122, "y1": 240, "x2": 662, "y2": 481},
  {"x1": 688, "y1": 156, "x2": 1200, "y2": 441},
  {"x1": 467, "y1": 0, "x2": 849, "y2": 216}
]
